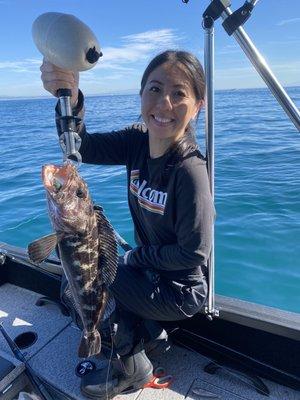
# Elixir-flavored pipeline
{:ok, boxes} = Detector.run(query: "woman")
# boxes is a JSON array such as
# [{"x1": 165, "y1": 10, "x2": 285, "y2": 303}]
[{"x1": 41, "y1": 50, "x2": 214, "y2": 399}]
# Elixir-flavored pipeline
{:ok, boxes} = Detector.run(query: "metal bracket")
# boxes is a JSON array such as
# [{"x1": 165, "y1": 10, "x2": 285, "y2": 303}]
[
  {"x1": 0, "y1": 251, "x2": 7, "y2": 265},
  {"x1": 222, "y1": 1, "x2": 255, "y2": 35},
  {"x1": 205, "y1": 306, "x2": 220, "y2": 321},
  {"x1": 203, "y1": 0, "x2": 231, "y2": 21}
]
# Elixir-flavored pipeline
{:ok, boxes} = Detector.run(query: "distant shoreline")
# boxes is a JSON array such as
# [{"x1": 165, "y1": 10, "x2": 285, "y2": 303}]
[{"x1": 0, "y1": 85, "x2": 299, "y2": 101}]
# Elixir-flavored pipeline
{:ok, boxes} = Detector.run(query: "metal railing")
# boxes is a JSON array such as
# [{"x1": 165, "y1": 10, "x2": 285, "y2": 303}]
[{"x1": 200, "y1": 0, "x2": 300, "y2": 319}]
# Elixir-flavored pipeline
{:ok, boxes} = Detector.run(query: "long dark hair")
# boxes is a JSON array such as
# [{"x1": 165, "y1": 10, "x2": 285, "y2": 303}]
[{"x1": 140, "y1": 50, "x2": 205, "y2": 186}]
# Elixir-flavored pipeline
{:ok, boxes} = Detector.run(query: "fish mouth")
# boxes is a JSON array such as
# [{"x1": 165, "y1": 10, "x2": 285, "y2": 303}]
[{"x1": 42, "y1": 162, "x2": 75, "y2": 194}]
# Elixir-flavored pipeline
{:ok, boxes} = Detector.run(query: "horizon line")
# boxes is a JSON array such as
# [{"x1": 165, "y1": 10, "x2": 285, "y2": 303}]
[{"x1": 0, "y1": 84, "x2": 299, "y2": 101}]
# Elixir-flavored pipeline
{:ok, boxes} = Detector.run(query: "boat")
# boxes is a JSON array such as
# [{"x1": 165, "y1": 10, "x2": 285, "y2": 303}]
[
  {"x1": 1, "y1": 1, "x2": 299, "y2": 399},
  {"x1": 0, "y1": 241, "x2": 299, "y2": 399}
]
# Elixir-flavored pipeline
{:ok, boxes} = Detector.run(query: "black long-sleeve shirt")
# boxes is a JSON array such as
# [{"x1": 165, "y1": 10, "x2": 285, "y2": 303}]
[{"x1": 56, "y1": 93, "x2": 215, "y2": 282}]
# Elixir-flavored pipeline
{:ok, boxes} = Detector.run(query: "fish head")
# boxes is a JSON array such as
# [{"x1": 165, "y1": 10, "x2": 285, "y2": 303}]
[{"x1": 42, "y1": 162, "x2": 94, "y2": 234}]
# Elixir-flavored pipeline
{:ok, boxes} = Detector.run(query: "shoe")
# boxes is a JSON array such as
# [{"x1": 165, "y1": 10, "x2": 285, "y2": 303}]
[
  {"x1": 81, "y1": 344, "x2": 153, "y2": 399},
  {"x1": 141, "y1": 320, "x2": 171, "y2": 358},
  {"x1": 100, "y1": 328, "x2": 171, "y2": 359},
  {"x1": 144, "y1": 328, "x2": 171, "y2": 358},
  {"x1": 99, "y1": 320, "x2": 171, "y2": 356}
]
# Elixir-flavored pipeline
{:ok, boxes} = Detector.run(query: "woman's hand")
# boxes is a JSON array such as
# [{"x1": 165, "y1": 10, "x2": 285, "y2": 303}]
[{"x1": 40, "y1": 58, "x2": 79, "y2": 106}]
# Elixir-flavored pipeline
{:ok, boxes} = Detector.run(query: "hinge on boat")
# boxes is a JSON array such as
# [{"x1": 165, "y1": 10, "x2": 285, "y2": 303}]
[
  {"x1": 205, "y1": 306, "x2": 220, "y2": 321},
  {"x1": 0, "y1": 250, "x2": 7, "y2": 265}
]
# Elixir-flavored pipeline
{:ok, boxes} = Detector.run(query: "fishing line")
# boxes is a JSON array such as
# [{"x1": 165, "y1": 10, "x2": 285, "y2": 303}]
[
  {"x1": 86, "y1": 216, "x2": 93, "y2": 354},
  {"x1": 106, "y1": 315, "x2": 114, "y2": 400}
]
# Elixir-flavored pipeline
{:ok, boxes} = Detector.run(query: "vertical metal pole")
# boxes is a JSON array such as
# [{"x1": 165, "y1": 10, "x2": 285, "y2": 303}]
[{"x1": 203, "y1": 16, "x2": 218, "y2": 319}]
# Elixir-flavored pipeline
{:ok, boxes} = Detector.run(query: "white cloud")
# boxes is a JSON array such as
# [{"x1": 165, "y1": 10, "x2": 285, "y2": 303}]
[
  {"x1": 215, "y1": 60, "x2": 300, "y2": 89},
  {"x1": 218, "y1": 44, "x2": 240, "y2": 55},
  {"x1": 80, "y1": 28, "x2": 183, "y2": 91},
  {"x1": 0, "y1": 28, "x2": 183, "y2": 96},
  {"x1": 0, "y1": 58, "x2": 41, "y2": 73},
  {"x1": 0, "y1": 28, "x2": 181, "y2": 79},
  {"x1": 3, "y1": 27, "x2": 298, "y2": 95},
  {"x1": 277, "y1": 18, "x2": 300, "y2": 26},
  {"x1": 268, "y1": 39, "x2": 300, "y2": 46},
  {"x1": 122, "y1": 29, "x2": 178, "y2": 45},
  {"x1": 94, "y1": 28, "x2": 182, "y2": 71},
  {"x1": 272, "y1": 60, "x2": 300, "y2": 75},
  {"x1": 217, "y1": 60, "x2": 300, "y2": 77}
]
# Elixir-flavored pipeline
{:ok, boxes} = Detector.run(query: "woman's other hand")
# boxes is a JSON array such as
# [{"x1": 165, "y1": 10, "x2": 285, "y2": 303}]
[{"x1": 40, "y1": 58, "x2": 79, "y2": 106}]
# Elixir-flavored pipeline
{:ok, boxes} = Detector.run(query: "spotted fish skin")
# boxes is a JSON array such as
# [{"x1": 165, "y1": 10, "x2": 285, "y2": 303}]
[
  {"x1": 59, "y1": 224, "x2": 104, "y2": 345},
  {"x1": 28, "y1": 162, "x2": 118, "y2": 358}
]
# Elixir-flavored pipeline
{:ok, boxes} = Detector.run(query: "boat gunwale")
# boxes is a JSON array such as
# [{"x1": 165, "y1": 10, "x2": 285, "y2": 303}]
[{"x1": 1, "y1": 241, "x2": 299, "y2": 341}]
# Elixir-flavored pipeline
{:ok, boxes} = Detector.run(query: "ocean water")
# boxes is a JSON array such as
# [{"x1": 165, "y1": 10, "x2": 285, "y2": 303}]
[{"x1": 0, "y1": 87, "x2": 299, "y2": 313}]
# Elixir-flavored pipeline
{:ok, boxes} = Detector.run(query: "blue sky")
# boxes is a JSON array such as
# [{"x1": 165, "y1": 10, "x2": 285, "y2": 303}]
[{"x1": 0, "y1": 0, "x2": 299, "y2": 97}]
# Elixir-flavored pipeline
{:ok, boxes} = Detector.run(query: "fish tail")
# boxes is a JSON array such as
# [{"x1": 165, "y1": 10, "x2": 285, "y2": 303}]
[{"x1": 78, "y1": 330, "x2": 101, "y2": 358}]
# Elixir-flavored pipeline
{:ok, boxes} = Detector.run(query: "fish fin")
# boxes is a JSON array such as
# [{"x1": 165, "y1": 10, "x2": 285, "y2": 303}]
[
  {"x1": 78, "y1": 330, "x2": 101, "y2": 358},
  {"x1": 28, "y1": 233, "x2": 59, "y2": 263},
  {"x1": 97, "y1": 288, "x2": 109, "y2": 322},
  {"x1": 77, "y1": 292, "x2": 108, "y2": 358},
  {"x1": 94, "y1": 206, "x2": 118, "y2": 287}
]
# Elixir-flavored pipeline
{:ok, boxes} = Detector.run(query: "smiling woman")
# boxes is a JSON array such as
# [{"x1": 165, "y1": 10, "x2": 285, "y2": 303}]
[
  {"x1": 38, "y1": 48, "x2": 215, "y2": 398},
  {"x1": 140, "y1": 51, "x2": 205, "y2": 159},
  {"x1": 141, "y1": 63, "x2": 202, "y2": 157}
]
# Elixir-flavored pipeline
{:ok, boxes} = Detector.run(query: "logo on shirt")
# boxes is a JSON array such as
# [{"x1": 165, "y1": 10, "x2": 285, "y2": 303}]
[{"x1": 130, "y1": 170, "x2": 167, "y2": 215}]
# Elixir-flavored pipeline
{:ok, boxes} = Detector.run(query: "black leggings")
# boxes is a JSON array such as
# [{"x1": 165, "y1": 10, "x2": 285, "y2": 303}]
[{"x1": 108, "y1": 263, "x2": 207, "y2": 355}]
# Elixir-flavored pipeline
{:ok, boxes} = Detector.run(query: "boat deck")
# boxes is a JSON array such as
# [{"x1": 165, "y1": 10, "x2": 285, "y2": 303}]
[{"x1": 0, "y1": 283, "x2": 299, "y2": 400}]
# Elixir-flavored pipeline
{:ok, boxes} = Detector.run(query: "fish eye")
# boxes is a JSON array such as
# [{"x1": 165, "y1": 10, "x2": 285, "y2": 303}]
[
  {"x1": 53, "y1": 178, "x2": 62, "y2": 192},
  {"x1": 76, "y1": 188, "x2": 85, "y2": 198}
]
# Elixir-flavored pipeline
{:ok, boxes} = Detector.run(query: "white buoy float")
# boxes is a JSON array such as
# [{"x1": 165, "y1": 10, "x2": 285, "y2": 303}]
[{"x1": 32, "y1": 12, "x2": 102, "y2": 71}]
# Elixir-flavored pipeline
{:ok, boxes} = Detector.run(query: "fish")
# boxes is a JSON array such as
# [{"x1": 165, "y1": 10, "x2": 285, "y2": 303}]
[{"x1": 28, "y1": 161, "x2": 118, "y2": 358}]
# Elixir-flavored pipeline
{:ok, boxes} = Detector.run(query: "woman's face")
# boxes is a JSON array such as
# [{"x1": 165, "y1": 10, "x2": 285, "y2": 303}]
[{"x1": 141, "y1": 62, "x2": 202, "y2": 143}]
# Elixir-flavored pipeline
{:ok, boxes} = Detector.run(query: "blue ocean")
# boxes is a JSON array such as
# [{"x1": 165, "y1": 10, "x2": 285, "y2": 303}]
[{"x1": 0, "y1": 87, "x2": 299, "y2": 313}]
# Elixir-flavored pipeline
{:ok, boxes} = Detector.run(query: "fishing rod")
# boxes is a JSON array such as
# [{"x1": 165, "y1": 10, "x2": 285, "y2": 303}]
[{"x1": 0, "y1": 323, "x2": 53, "y2": 400}]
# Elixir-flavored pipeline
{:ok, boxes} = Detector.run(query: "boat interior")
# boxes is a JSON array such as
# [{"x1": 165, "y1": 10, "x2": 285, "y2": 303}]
[{"x1": 0, "y1": 242, "x2": 299, "y2": 400}]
